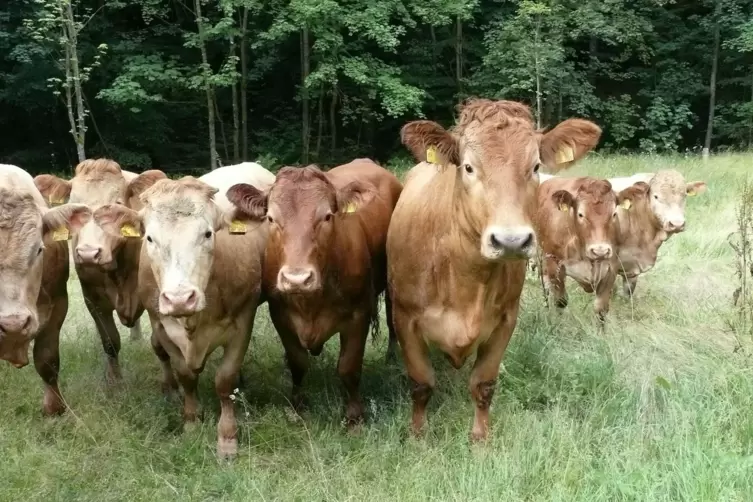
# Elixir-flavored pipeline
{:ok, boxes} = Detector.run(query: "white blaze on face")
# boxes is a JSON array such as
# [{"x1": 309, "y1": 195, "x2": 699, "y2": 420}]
[{"x1": 143, "y1": 193, "x2": 220, "y2": 317}]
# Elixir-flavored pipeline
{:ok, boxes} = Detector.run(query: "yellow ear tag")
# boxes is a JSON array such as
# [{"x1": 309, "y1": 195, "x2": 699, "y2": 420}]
[
  {"x1": 620, "y1": 199, "x2": 632, "y2": 210},
  {"x1": 120, "y1": 224, "x2": 141, "y2": 238},
  {"x1": 229, "y1": 220, "x2": 247, "y2": 235},
  {"x1": 49, "y1": 197, "x2": 65, "y2": 206},
  {"x1": 52, "y1": 226, "x2": 70, "y2": 241},
  {"x1": 558, "y1": 203, "x2": 570, "y2": 212},
  {"x1": 555, "y1": 145, "x2": 575, "y2": 165},
  {"x1": 343, "y1": 202, "x2": 357, "y2": 214},
  {"x1": 687, "y1": 189, "x2": 696, "y2": 197},
  {"x1": 426, "y1": 145, "x2": 438, "y2": 164}
]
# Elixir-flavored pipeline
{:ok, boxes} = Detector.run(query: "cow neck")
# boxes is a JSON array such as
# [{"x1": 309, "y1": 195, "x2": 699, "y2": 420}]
[{"x1": 617, "y1": 206, "x2": 664, "y2": 248}]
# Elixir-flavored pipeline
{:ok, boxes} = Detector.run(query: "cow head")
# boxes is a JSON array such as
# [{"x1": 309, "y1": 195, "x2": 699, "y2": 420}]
[
  {"x1": 400, "y1": 98, "x2": 601, "y2": 263},
  {"x1": 646, "y1": 170, "x2": 707, "y2": 234},
  {"x1": 0, "y1": 188, "x2": 89, "y2": 367},
  {"x1": 226, "y1": 165, "x2": 376, "y2": 294},
  {"x1": 92, "y1": 175, "x2": 235, "y2": 317},
  {"x1": 552, "y1": 178, "x2": 620, "y2": 262},
  {"x1": 34, "y1": 159, "x2": 166, "y2": 269}
]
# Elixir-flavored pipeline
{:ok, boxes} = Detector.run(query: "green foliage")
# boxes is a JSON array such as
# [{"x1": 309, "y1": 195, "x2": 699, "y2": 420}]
[{"x1": 3, "y1": 0, "x2": 753, "y2": 172}]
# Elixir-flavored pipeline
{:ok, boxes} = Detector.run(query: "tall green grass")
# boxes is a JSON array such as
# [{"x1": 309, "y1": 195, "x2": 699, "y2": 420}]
[{"x1": 1, "y1": 154, "x2": 752, "y2": 501}]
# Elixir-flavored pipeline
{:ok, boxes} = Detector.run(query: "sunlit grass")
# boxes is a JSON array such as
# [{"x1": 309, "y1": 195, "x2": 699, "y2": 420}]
[{"x1": 1, "y1": 153, "x2": 753, "y2": 501}]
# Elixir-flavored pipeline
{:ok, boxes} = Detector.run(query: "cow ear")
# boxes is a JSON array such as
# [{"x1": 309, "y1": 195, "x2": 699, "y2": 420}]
[
  {"x1": 92, "y1": 204, "x2": 144, "y2": 239},
  {"x1": 540, "y1": 119, "x2": 602, "y2": 172},
  {"x1": 42, "y1": 203, "x2": 91, "y2": 243},
  {"x1": 616, "y1": 182, "x2": 649, "y2": 211},
  {"x1": 226, "y1": 183, "x2": 268, "y2": 220},
  {"x1": 34, "y1": 175, "x2": 72, "y2": 207},
  {"x1": 400, "y1": 120, "x2": 460, "y2": 166},
  {"x1": 337, "y1": 180, "x2": 377, "y2": 215},
  {"x1": 126, "y1": 170, "x2": 167, "y2": 209},
  {"x1": 686, "y1": 181, "x2": 707, "y2": 197},
  {"x1": 552, "y1": 190, "x2": 575, "y2": 213}
]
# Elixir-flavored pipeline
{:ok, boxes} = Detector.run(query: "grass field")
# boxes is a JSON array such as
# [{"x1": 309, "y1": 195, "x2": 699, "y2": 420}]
[{"x1": 1, "y1": 153, "x2": 752, "y2": 501}]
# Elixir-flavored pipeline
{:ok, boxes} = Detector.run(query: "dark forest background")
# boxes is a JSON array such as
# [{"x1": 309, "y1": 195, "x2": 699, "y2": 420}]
[{"x1": 1, "y1": 0, "x2": 751, "y2": 174}]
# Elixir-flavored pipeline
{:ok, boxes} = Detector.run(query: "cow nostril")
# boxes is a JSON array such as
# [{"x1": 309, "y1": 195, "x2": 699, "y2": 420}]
[
  {"x1": 21, "y1": 314, "x2": 31, "y2": 332},
  {"x1": 490, "y1": 233, "x2": 502, "y2": 249},
  {"x1": 520, "y1": 232, "x2": 534, "y2": 250}
]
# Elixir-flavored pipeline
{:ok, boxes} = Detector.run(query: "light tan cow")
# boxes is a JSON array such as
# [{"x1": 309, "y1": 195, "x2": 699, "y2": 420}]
[
  {"x1": 92, "y1": 163, "x2": 273, "y2": 459},
  {"x1": 0, "y1": 164, "x2": 90, "y2": 414},
  {"x1": 389, "y1": 98, "x2": 601, "y2": 441},
  {"x1": 613, "y1": 170, "x2": 707, "y2": 296},
  {"x1": 34, "y1": 160, "x2": 167, "y2": 383}
]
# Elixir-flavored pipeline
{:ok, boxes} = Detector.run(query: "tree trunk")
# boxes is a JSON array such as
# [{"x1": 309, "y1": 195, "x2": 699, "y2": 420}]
[
  {"x1": 534, "y1": 17, "x2": 542, "y2": 129},
  {"x1": 240, "y1": 7, "x2": 249, "y2": 160},
  {"x1": 749, "y1": 68, "x2": 753, "y2": 148},
  {"x1": 230, "y1": 37, "x2": 240, "y2": 163},
  {"x1": 455, "y1": 15, "x2": 463, "y2": 97},
  {"x1": 62, "y1": 1, "x2": 86, "y2": 161},
  {"x1": 301, "y1": 26, "x2": 311, "y2": 163},
  {"x1": 315, "y1": 86, "x2": 324, "y2": 159},
  {"x1": 214, "y1": 95, "x2": 229, "y2": 164},
  {"x1": 430, "y1": 25, "x2": 437, "y2": 76},
  {"x1": 194, "y1": 0, "x2": 218, "y2": 169},
  {"x1": 703, "y1": 0, "x2": 722, "y2": 159},
  {"x1": 330, "y1": 84, "x2": 338, "y2": 153}
]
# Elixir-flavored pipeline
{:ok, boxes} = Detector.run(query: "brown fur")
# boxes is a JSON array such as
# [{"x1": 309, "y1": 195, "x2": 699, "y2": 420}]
[
  {"x1": 34, "y1": 159, "x2": 155, "y2": 384},
  {"x1": 227, "y1": 158, "x2": 402, "y2": 426},
  {"x1": 389, "y1": 98, "x2": 602, "y2": 442},
  {"x1": 536, "y1": 177, "x2": 627, "y2": 321}
]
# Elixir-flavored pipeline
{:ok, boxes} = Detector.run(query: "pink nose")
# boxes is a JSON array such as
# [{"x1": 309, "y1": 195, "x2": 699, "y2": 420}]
[
  {"x1": 159, "y1": 289, "x2": 199, "y2": 316},
  {"x1": 278, "y1": 267, "x2": 316, "y2": 291},
  {"x1": 666, "y1": 220, "x2": 686, "y2": 233},
  {"x1": 76, "y1": 245, "x2": 103, "y2": 264},
  {"x1": 587, "y1": 243, "x2": 613, "y2": 260},
  {"x1": 0, "y1": 312, "x2": 32, "y2": 335}
]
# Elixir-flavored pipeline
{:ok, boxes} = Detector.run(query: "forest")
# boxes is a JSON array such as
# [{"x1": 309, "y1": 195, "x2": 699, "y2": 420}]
[{"x1": 0, "y1": 0, "x2": 751, "y2": 174}]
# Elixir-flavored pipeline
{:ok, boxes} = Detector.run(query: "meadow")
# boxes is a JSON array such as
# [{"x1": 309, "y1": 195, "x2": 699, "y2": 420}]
[{"x1": 1, "y1": 153, "x2": 752, "y2": 501}]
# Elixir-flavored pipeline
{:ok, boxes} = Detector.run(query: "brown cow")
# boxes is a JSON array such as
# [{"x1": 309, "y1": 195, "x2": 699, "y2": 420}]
[
  {"x1": 225, "y1": 159, "x2": 402, "y2": 427},
  {"x1": 34, "y1": 160, "x2": 166, "y2": 383},
  {"x1": 611, "y1": 170, "x2": 707, "y2": 296},
  {"x1": 389, "y1": 99, "x2": 601, "y2": 441},
  {"x1": 0, "y1": 163, "x2": 90, "y2": 414},
  {"x1": 536, "y1": 176, "x2": 640, "y2": 322},
  {"x1": 92, "y1": 164, "x2": 273, "y2": 459}
]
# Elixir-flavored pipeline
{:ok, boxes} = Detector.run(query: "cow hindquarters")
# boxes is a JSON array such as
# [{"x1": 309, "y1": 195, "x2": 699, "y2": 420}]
[
  {"x1": 469, "y1": 303, "x2": 519, "y2": 442},
  {"x1": 384, "y1": 288, "x2": 398, "y2": 363},
  {"x1": 34, "y1": 294, "x2": 68, "y2": 416},
  {"x1": 338, "y1": 312, "x2": 370, "y2": 428}
]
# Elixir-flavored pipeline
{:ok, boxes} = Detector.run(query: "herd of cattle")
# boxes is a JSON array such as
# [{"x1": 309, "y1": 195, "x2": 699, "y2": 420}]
[{"x1": 0, "y1": 98, "x2": 707, "y2": 459}]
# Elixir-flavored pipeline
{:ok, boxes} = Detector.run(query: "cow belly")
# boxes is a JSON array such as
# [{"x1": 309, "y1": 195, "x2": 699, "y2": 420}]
[{"x1": 418, "y1": 307, "x2": 496, "y2": 368}]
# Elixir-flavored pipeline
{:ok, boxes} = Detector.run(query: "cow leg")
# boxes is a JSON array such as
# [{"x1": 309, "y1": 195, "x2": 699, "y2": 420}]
[
  {"x1": 215, "y1": 323, "x2": 253, "y2": 460},
  {"x1": 594, "y1": 272, "x2": 617, "y2": 326},
  {"x1": 33, "y1": 296, "x2": 68, "y2": 416},
  {"x1": 544, "y1": 257, "x2": 567, "y2": 308},
  {"x1": 277, "y1": 325, "x2": 310, "y2": 411},
  {"x1": 384, "y1": 289, "x2": 398, "y2": 363},
  {"x1": 622, "y1": 276, "x2": 638, "y2": 297},
  {"x1": 394, "y1": 308, "x2": 435, "y2": 436},
  {"x1": 469, "y1": 303, "x2": 519, "y2": 442},
  {"x1": 338, "y1": 314, "x2": 369, "y2": 428},
  {"x1": 174, "y1": 362, "x2": 200, "y2": 430},
  {"x1": 82, "y1": 295, "x2": 122, "y2": 384},
  {"x1": 149, "y1": 319, "x2": 177, "y2": 396}
]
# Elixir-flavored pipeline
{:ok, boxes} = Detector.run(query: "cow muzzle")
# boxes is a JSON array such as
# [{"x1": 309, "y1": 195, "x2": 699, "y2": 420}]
[
  {"x1": 75, "y1": 244, "x2": 115, "y2": 269},
  {"x1": 481, "y1": 226, "x2": 536, "y2": 260},
  {"x1": 277, "y1": 266, "x2": 319, "y2": 293},
  {"x1": 159, "y1": 287, "x2": 202, "y2": 317},
  {"x1": 665, "y1": 219, "x2": 686, "y2": 233},
  {"x1": 586, "y1": 243, "x2": 613, "y2": 261}
]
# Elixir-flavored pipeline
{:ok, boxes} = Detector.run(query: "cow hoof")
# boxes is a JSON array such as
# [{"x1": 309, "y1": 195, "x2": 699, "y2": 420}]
[
  {"x1": 555, "y1": 297, "x2": 568, "y2": 309},
  {"x1": 217, "y1": 437, "x2": 238, "y2": 460},
  {"x1": 291, "y1": 394, "x2": 309, "y2": 412},
  {"x1": 104, "y1": 362, "x2": 123, "y2": 386},
  {"x1": 183, "y1": 420, "x2": 200, "y2": 433},
  {"x1": 42, "y1": 392, "x2": 66, "y2": 416},
  {"x1": 469, "y1": 428, "x2": 489, "y2": 443}
]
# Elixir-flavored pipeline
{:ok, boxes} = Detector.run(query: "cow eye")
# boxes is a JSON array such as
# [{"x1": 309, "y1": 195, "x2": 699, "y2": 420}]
[
  {"x1": 653, "y1": 194, "x2": 658, "y2": 200},
  {"x1": 533, "y1": 163, "x2": 540, "y2": 174},
  {"x1": 324, "y1": 213, "x2": 332, "y2": 222},
  {"x1": 577, "y1": 212, "x2": 584, "y2": 219},
  {"x1": 36, "y1": 246, "x2": 44, "y2": 256},
  {"x1": 204, "y1": 230, "x2": 212, "y2": 239},
  {"x1": 267, "y1": 215, "x2": 274, "y2": 224},
  {"x1": 146, "y1": 235, "x2": 153, "y2": 243},
  {"x1": 464, "y1": 164, "x2": 474, "y2": 175}
]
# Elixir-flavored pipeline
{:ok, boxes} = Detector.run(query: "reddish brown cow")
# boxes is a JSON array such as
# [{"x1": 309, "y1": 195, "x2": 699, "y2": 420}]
[
  {"x1": 226, "y1": 158, "x2": 402, "y2": 426},
  {"x1": 0, "y1": 164, "x2": 90, "y2": 414},
  {"x1": 34, "y1": 160, "x2": 166, "y2": 383},
  {"x1": 536, "y1": 177, "x2": 642, "y2": 322},
  {"x1": 389, "y1": 99, "x2": 601, "y2": 441}
]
